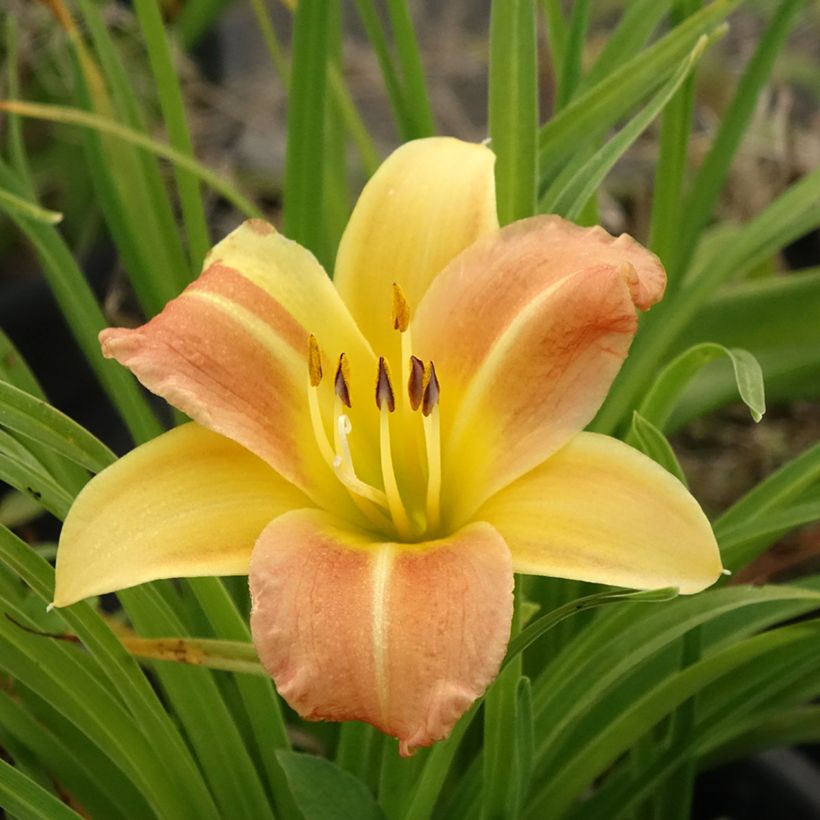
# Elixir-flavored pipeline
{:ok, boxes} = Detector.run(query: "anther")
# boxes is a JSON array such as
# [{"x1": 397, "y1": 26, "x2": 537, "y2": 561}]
[
  {"x1": 376, "y1": 357, "x2": 396, "y2": 413},
  {"x1": 422, "y1": 362, "x2": 440, "y2": 417},
  {"x1": 391, "y1": 282, "x2": 410, "y2": 332},
  {"x1": 408, "y1": 355, "x2": 425, "y2": 411},
  {"x1": 307, "y1": 334, "x2": 322, "y2": 386},
  {"x1": 335, "y1": 353, "x2": 352, "y2": 408}
]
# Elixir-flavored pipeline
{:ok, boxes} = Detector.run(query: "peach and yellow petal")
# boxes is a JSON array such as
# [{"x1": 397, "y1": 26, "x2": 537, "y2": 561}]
[
  {"x1": 53, "y1": 423, "x2": 309, "y2": 607},
  {"x1": 101, "y1": 220, "x2": 377, "y2": 508},
  {"x1": 249, "y1": 509, "x2": 513, "y2": 755},
  {"x1": 477, "y1": 432, "x2": 722, "y2": 595},
  {"x1": 413, "y1": 216, "x2": 666, "y2": 524},
  {"x1": 334, "y1": 137, "x2": 498, "y2": 360}
]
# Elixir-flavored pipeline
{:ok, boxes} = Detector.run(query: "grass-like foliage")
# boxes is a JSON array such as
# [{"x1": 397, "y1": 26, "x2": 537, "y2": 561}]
[{"x1": 1, "y1": 1, "x2": 819, "y2": 818}]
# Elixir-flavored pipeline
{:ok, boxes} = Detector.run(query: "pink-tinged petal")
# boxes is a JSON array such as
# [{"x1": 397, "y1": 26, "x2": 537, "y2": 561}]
[
  {"x1": 54, "y1": 423, "x2": 309, "y2": 607},
  {"x1": 249, "y1": 509, "x2": 513, "y2": 755},
  {"x1": 334, "y1": 137, "x2": 498, "y2": 361},
  {"x1": 101, "y1": 220, "x2": 378, "y2": 510},
  {"x1": 413, "y1": 216, "x2": 666, "y2": 524},
  {"x1": 477, "y1": 432, "x2": 722, "y2": 594}
]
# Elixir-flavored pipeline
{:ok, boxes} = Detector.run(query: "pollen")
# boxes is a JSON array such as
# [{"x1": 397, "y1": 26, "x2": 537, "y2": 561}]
[
  {"x1": 335, "y1": 353, "x2": 352, "y2": 408},
  {"x1": 376, "y1": 357, "x2": 396, "y2": 412},
  {"x1": 408, "y1": 355, "x2": 425, "y2": 411},
  {"x1": 307, "y1": 334, "x2": 323, "y2": 386},
  {"x1": 422, "y1": 362, "x2": 440, "y2": 417},
  {"x1": 391, "y1": 282, "x2": 410, "y2": 333}
]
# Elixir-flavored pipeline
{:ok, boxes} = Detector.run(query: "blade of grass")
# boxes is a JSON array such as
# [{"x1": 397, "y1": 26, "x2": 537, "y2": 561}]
[
  {"x1": 0, "y1": 381, "x2": 115, "y2": 473},
  {"x1": 0, "y1": 526, "x2": 222, "y2": 819},
  {"x1": 525, "y1": 622, "x2": 820, "y2": 818},
  {"x1": 283, "y1": 0, "x2": 330, "y2": 264},
  {"x1": 70, "y1": 0, "x2": 193, "y2": 272},
  {"x1": 0, "y1": 101, "x2": 261, "y2": 218},
  {"x1": 582, "y1": 0, "x2": 672, "y2": 90},
  {"x1": 556, "y1": 0, "x2": 591, "y2": 110},
  {"x1": 649, "y1": 0, "x2": 701, "y2": 269},
  {"x1": 384, "y1": 0, "x2": 435, "y2": 136},
  {"x1": 671, "y1": 0, "x2": 806, "y2": 278},
  {"x1": 0, "y1": 758, "x2": 80, "y2": 820},
  {"x1": 132, "y1": 0, "x2": 210, "y2": 268},
  {"x1": 0, "y1": 188, "x2": 62, "y2": 224},
  {"x1": 489, "y1": 0, "x2": 538, "y2": 225},
  {"x1": 0, "y1": 160, "x2": 163, "y2": 445},
  {"x1": 3, "y1": 15, "x2": 33, "y2": 192},
  {"x1": 543, "y1": 34, "x2": 712, "y2": 218},
  {"x1": 353, "y1": 0, "x2": 414, "y2": 139},
  {"x1": 540, "y1": 0, "x2": 568, "y2": 86},
  {"x1": 537, "y1": 0, "x2": 740, "y2": 189}
]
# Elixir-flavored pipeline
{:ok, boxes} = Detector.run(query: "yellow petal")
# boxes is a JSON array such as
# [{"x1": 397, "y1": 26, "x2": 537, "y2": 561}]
[
  {"x1": 249, "y1": 508, "x2": 513, "y2": 755},
  {"x1": 53, "y1": 423, "x2": 308, "y2": 607},
  {"x1": 334, "y1": 137, "x2": 498, "y2": 361},
  {"x1": 476, "y1": 432, "x2": 722, "y2": 594},
  {"x1": 100, "y1": 219, "x2": 377, "y2": 510}
]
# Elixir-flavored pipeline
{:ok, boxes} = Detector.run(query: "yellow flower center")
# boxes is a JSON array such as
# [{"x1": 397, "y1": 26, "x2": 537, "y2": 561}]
[{"x1": 306, "y1": 284, "x2": 442, "y2": 542}]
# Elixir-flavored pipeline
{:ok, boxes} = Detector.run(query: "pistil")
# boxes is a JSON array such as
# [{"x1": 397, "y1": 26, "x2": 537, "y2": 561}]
[{"x1": 376, "y1": 357, "x2": 413, "y2": 539}]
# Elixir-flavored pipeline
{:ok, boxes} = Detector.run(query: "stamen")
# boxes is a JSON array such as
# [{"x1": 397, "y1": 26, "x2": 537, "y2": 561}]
[
  {"x1": 375, "y1": 357, "x2": 396, "y2": 413},
  {"x1": 422, "y1": 362, "x2": 440, "y2": 417},
  {"x1": 305, "y1": 336, "x2": 337, "y2": 468},
  {"x1": 307, "y1": 334, "x2": 322, "y2": 386},
  {"x1": 408, "y1": 355, "x2": 425, "y2": 411},
  {"x1": 422, "y1": 362, "x2": 442, "y2": 531},
  {"x1": 376, "y1": 358, "x2": 413, "y2": 539},
  {"x1": 392, "y1": 282, "x2": 414, "y2": 408},
  {"x1": 335, "y1": 353, "x2": 352, "y2": 408},
  {"x1": 391, "y1": 282, "x2": 410, "y2": 332}
]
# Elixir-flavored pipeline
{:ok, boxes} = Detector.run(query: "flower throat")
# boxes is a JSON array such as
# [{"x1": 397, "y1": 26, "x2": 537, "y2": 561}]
[{"x1": 306, "y1": 283, "x2": 441, "y2": 541}]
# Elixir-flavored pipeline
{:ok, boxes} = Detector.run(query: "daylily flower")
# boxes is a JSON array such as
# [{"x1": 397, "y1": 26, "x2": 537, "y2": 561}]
[{"x1": 53, "y1": 137, "x2": 722, "y2": 756}]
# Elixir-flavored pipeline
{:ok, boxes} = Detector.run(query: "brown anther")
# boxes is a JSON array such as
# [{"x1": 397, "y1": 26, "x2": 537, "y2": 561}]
[
  {"x1": 307, "y1": 334, "x2": 323, "y2": 387},
  {"x1": 376, "y1": 357, "x2": 396, "y2": 412},
  {"x1": 422, "y1": 362, "x2": 440, "y2": 417},
  {"x1": 408, "y1": 355, "x2": 425, "y2": 411},
  {"x1": 334, "y1": 353, "x2": 352, "y2": 408},
  {"x1": 391, "y1": 282, "x2": 410, "y2": 332}
]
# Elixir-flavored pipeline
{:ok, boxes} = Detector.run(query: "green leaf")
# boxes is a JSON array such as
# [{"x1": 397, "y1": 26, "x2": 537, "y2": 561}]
[
  {"x1": 284, "y1": 0, "x2": 331, "y2": 266},
  {"x1": 0, "y1": 381, "x2": 115, "y2": 473},
  {"x1": 0, "y1": 159, "x2": 163, "y2": 445},
  {"x1": 537, "y1": 0, "x2": 740, "y2": 188},
  {"x1": 384, "y1": 0, "x2": 435, "y2": 137},
  {"x1": 0, "y1": 758, "x2": 80, "y2": 819},
  {"x1": 671, "y1": 0, "x2": 807, "y2": 277},
  {"x1": 715, "y1": 441, "x2": 820, "y2": 533},
  {"x1": 0, "y1": 187, "x2": 62, "y2": 224},
  {"x1": 489, "y1": 0, "x2": 538, "y2": 224},
  {"x1": 582, "y1": 0, "x2": 671, "y2": 89},
  {"x1": 0, "y1": 101, "x2": 260, "y2": 219},
  {"x1": 629, "y1": 412, "x2": 688, "y2": 486},
  {"x1": 132, "y1": 0, "x2": 210, "y2": 268},
  {"x1": 649, "y1": 0, "x2": 700, "y2": 268},
  {"x1": 637, "y1": 342, "x2": 766, "y2": 430},
  {"x1": 543, "y1": 33, "x2": 711, "y2": 219},
  {"x1": 0, "y1": 526, "x2": 222, "y2": 819},
  {"x1": 555, "y1": 0, "x2": 591, "y2": 109},
  {"x1": 526, "y1": 621, "x2": 820, "y2": 818},
  {"x1": 276, "y1": 751, "x2": 386, "y2": 820}
]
